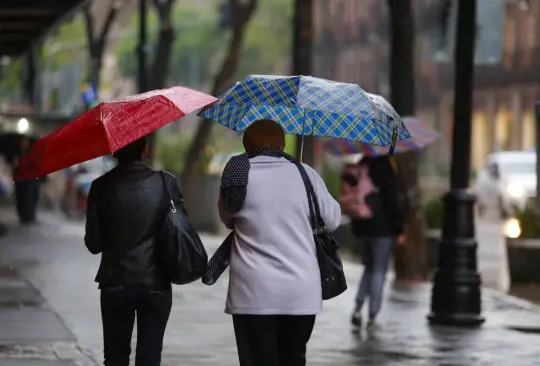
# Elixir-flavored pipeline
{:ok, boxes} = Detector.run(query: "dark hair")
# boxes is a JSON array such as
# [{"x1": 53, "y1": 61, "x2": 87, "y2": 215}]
[
  {"x1": 242, "y1": 119, "x2": 286, "y2": 153},
  {"x1": 114, "y1": 136, "x2": 147, "y2": 163}
]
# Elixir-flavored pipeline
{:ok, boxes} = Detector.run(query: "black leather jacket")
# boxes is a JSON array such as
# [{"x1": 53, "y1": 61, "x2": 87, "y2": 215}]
[{"x1": 84, "y1": 161, "x2": 183, "y2": 288}]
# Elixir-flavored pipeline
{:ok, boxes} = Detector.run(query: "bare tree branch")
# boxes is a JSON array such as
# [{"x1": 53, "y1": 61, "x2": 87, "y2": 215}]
[
  {"x1": 152, "y1": 0, "x2": 174, "y2": 22},
  {"x1": 81, "y1": 1, "x2": 123, "y2": 94},
  {"x1": 82, "y1": 5, "x2": 95, "y2": 56},
  {"x1": 182, "y1": 0, "x2": 258, "y2": 195},
  {"x1": 211, "y1": 0, "x2": 258, "y2": 94},
  {"x1": 148, "y1": 0, "x2": 175, "y2": 90},
  {"x1": 98, "y1": 4, "x2": 122, "y2": 50}
]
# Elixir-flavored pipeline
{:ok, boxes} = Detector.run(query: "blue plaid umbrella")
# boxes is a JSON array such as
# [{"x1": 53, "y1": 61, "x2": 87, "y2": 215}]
[{"x1": 199, "y1": 75, "x2": 411, "y2": 146}]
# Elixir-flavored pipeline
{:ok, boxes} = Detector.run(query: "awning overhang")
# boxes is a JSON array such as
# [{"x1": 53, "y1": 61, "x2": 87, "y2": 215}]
[{"x1": 0, "y1": 0, "x2": 88, "y2": 57}]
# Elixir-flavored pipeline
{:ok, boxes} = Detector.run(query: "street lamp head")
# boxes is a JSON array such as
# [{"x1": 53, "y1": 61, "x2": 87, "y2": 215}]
[
  {"x1": 17, "y1": 118, "x2": 29, "y2": 134},
  {"x1": 0, "y1": 56, "x2": 11, "y2": 66}
]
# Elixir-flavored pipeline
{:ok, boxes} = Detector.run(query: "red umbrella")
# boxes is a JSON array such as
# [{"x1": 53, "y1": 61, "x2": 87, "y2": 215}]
[{"x1": 15, "y1": 86, "x2": 217, "y2": 180}]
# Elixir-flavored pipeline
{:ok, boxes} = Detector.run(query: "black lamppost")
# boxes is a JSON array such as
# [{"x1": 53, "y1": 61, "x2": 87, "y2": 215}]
[
  {"x1": 429, "y1": 0, "x2": 485, "y2": 327},
  {"x1": 137, "y1": 0, "x2": 148, "y2": 93}
]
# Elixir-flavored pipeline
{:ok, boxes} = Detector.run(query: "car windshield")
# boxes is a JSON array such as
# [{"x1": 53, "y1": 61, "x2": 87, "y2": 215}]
[{"x1": 501, "y1": 162, "x2": 535, "y2": 175}]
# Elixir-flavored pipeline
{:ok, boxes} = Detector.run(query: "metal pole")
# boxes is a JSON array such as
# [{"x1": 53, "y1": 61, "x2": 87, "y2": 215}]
[
  {"x1": 535, "y1": 103, "x2": 540, "y2": 215},
  {"x1": 293, "y1": 0, "x2": 314, "y2": 165},
  {"x1": 299, "y1": 135, "x2": 305, "y2": 162},
  {"x1": 429, "y1": 0, "x2": 484, "y2": 327},
  {"x1": 137, "y1": 0, "x2": 148, "y2": 93}
]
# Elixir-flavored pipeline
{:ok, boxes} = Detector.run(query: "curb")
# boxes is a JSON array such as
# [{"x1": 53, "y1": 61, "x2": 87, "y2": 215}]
[{"x1": 484, "y1": 287, "x2": 540, "y2": 312}]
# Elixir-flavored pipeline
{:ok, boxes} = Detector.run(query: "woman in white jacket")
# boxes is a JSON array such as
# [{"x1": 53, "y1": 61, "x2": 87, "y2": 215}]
[{"x1": 218, "y1": 119, "x2": 341, "y2": 366}]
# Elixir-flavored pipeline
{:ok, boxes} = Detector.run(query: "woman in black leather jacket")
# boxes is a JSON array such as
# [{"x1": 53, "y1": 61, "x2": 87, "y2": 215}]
[{"x1": 84, "y1": 136, "x2": 183, "y2": 366}]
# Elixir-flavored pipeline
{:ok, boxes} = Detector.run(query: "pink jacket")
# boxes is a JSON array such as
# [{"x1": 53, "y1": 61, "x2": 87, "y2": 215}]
[{"x1": 338, "y1": 164, "x2": 376, "y2": 219}]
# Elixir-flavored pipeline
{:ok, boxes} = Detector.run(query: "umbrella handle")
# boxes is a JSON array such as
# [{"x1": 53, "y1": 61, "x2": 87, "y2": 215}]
[
  {"x1": 299, "y1": 135, "x2": 305, "y2": 162},
  {"x1": 389, "y1": 126, "x2": 398, "y2": 155}
]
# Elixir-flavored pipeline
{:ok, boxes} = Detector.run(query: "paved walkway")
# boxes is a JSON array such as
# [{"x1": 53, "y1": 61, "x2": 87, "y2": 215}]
[
  {"x1": 0, "y1": 261, "x2": 94, "y2": 365},
  {"x1": 0, "y1": 210, "x2": 539, "y2": 365}
]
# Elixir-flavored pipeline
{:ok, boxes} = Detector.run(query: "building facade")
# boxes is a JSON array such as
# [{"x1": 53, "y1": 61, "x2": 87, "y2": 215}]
[{"x1": 313, "y1": 0, "x2": 540, "y2": 172}]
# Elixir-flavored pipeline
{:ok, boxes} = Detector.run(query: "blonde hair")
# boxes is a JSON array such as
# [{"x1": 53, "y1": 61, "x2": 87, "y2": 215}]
[{"x1": 242, "y1": 119, "x2": 286, "y2": 153}]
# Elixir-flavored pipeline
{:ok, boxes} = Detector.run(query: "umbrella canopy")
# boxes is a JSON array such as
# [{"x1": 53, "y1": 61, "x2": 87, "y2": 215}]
[
  {"x1": 0, "y1": 133, "x2": 39, "y2": 166},
  {"x1": 199, "y1": 75, "x2": 410, "y2": 146},
  {"x1": 15, "y1": 86, "x2": 217, "y2": 180},
  {"x1": 323, "y1": 117, "x2": 440, "y2": 157}
]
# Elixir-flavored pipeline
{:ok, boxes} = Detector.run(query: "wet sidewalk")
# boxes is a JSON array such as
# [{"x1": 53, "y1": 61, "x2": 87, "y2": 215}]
[
  {"x1": 0, "y1": 265, "x2": 94, "y2": 366},
  {"x1": 1, "y1": 211, "x2": 540, "y2": 365}
]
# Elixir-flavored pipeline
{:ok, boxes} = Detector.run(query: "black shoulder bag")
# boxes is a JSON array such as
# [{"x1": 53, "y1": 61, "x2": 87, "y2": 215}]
[
  {"x1": 158, "y1": 172, "x2": 208, "y2": 285},
  {"x1": 294, "y1": 162, "x2": 348, "y2": 300}
]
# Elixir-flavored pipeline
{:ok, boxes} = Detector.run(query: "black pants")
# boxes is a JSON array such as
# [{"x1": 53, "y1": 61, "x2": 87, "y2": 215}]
[
  {"x1": 100, "y1": 284, "x2": 172, "y2": 366},
  {"x1": 233, "y1": 315, "x2": 316, "y2": 366},
  {"x1": 14, "y1": 180, "x2": 39, "y2": 223}
]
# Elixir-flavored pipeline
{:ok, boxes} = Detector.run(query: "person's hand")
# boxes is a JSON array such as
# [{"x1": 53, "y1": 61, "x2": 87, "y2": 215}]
[{"x1": 396, "y1": 234, "x2": 405, "y2": 246}]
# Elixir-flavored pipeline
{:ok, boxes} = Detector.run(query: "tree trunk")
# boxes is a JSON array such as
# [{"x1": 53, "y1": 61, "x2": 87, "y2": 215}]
[
  {"x1": 181, "y1": 0, "x2": 258, "y2": 198},
  {"x1": 82, "y1": 2, "x2": 121, "y2": 98},
  {"x1": 146, "y1": 0, "x2": 176, "y2": 163},
  {"x1": 293, "y1": 0, "x2": 315, "y2": 165},
  {"x1": 388, "y1": 0, "x2": 429, "y2": 282},
  {"x1": 23, "y1": 47, "x2": 36, "y2": 107}
]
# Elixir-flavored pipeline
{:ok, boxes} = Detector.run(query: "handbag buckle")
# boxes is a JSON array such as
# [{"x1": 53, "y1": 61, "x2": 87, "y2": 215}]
[{"x1": 170, "y1": 200, "x2": 177, "y2": 213}]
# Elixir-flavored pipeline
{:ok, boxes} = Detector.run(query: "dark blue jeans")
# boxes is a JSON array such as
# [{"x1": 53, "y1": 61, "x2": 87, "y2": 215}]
[
  {"x1": 100, "y1": 284, "x2": 172, "y2": 366},
  {"x1": 356, "y1": 237, "x2": 394, "y2": 319}
]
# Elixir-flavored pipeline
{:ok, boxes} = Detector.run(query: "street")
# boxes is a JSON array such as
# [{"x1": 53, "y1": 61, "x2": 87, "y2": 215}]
[{"x1": 0, "y1": 210, "x2": 537, "y2": 365}]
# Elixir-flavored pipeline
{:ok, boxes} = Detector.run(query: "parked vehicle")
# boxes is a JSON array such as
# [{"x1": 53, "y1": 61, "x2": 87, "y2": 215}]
[{"x1": 474, "y1": 151, "x2": 536, "y2": 218}]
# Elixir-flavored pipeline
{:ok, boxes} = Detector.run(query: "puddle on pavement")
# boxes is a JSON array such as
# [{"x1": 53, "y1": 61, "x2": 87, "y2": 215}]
[
  {"x1": 351, "y1": 347, "x2": 423, "y2": 361},
  {"x1": 506, "y1": 326, "x2": 540, "y2": 335},
  {"x1": 0, "y1": 344, "x2": 54, "y2": 358},
  {"x1": 0, "y1": 266, "x2": 19, "y2": 278},
  {"x1": 0, "y1": 265, "x2": 43, "y2": 308}
]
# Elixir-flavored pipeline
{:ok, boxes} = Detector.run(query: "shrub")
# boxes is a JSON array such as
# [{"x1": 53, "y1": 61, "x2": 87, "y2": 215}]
[
  {"x1": 321, "y1": 163, "x2": 340, "y2": 200},
  {"x1": 514, "y1": 204, "x2": 540, "y2": 239},
  {"x1": 424, "y1": 197, "x2": 443, "y2": 230},
  {"x1": 156, "y1": 132, "x2": 193, "y2": 174}
]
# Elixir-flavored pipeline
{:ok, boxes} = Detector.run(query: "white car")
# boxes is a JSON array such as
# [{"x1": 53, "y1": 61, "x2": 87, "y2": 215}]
[{"x1": 474, "y1": 151, "x2": 536, "y2": 218}]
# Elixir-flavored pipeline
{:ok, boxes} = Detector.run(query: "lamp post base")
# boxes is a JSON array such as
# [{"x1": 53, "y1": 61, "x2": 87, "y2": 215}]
[{"x1": 428, "y1": 189, "x2": 485, "y2": 327}]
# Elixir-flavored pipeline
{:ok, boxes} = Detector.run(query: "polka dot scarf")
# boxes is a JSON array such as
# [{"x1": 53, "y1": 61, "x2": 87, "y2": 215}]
[{"x1": 221, "y1": 148, "x2": 297, "y2": 212}]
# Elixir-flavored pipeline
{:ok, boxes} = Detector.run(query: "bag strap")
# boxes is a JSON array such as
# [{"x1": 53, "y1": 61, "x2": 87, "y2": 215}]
[
  {"x1": 159, "y1": 171, "x2": 177, "y2": 213},
  {"x1": 293, "y1": 162, "x2": 326, "y2": 234},
  {"x1": 294, "y1": 163, "x2": 317, "y2": 229}
]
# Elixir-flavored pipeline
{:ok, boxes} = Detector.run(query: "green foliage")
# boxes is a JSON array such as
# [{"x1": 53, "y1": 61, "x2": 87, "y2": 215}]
[
  {"x1": 514, "y1": 205, "x2": 540, "y2": 239},
  {"x1": 114, "y1": 0, "x2": 292, "y2": 88},
  {"x1": 0, "y1": 58, "x2": 23, "y2": 98},
  {"x1": 234, "y1": 0, "x2": 293, "y2": 79},
  {"x1": 284, "y1": 134, "x2": 296, "y2": 156},
  {"x1": 155, "y1": 131, "x2": 193, "y2": 173},
  {"x1": 115, "y1": 11, "x2": 159, "y2": 80},
  {"x1": 321, "y1": 163, "x2": 340, "y2": 199},
  {"x1": 42, "y1": 15, "x2": 87, "y2": 71},
  {"x1": 423, "y1": 197, "x2": 443, "y2": 229}
]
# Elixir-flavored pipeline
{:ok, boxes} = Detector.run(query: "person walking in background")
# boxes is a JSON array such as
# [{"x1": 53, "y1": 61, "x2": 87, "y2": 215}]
[
  {"x1": 218, "y1": 119, "x2": 341, "y2": 366},
  {"x1": 13, "y1": 137, "x2": 41, "y2": 224},
  {"x1": 85, "y1": 136, "x2": 182, "y2": 366},
  {"x1": 339, "y1": 155, "x2": 404, "y2": 331}
]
